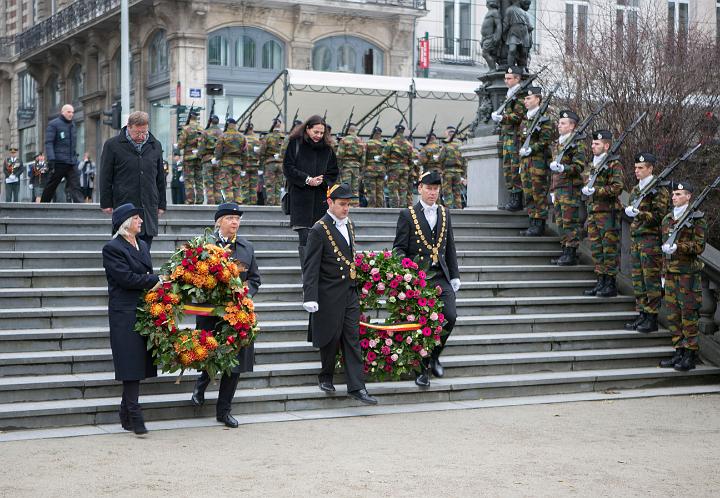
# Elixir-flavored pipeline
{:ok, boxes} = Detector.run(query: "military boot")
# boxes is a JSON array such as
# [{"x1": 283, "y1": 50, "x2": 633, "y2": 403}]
[
  {"x1": 624, "y1": 312, "x2": 647, "y2": 331},
  {"x1": 659, "y1": 348, "x2": 684, "y2": 368},
  {"x1": 557, "y1": 247, "x2": 578, "y2": 266},
  {"x1": 504, "y1": 192, "x2": 523, "y2": 212},
  {"x1": 527, "y1": 219, "x2": 545, "y2": 237},
  {"x1": 596, "y1": 276, "x2": 618, "y2": 297},
  {"x1": 584, "y1": 275, "x2": 606, "y2": 296},
  {"x1": 636, "y1": 313, "x2": 658, "y2": 333},
  {"x1": 673, "y1": 349, "x2": 697, "y2": 371}
]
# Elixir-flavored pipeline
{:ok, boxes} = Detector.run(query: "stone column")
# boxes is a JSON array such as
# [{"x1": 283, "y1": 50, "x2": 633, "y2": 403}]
[
  {"x1": 167, "y1": 33, "x2": 206, "y2": 132},
  {"x1": 461, "y1": 135, "x2": 505, "y2": 209}
]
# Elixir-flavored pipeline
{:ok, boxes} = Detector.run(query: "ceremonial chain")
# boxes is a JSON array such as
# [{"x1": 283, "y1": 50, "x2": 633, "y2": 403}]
[
  {"x1": 318, "y1": 220, "x2": 357, "y2": 279},
  {"x1": 410, "y1": 206, "x2": 446, "y2": 264}
]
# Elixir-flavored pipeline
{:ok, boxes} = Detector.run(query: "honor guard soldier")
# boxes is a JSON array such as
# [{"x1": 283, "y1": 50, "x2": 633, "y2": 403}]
[
  {"x1": 550, "y1": 110, "x2": 587, "y2": 266},
  {"x1": 518, "y1": 86, "x2": 555, "y2": 236},
  {"x1": 260, "y1": 117, "x2": 285, "y2": 205},
  {"x1": 336, "y1": 123, "x2": 366, "y2": 206},
  {"x1": 302, "y1": 183, "x2": 378, "y2": 405},
  {"x1": 213, "y1": 118, "x2": 247, "y2": 205},
  {"x1": 198, "y1": 115, "x2": 224, "y2": 204},
  {"x1": 582, "y1": 130, "x2": 625, "y2": 297},
  {"x1": 438, "y1": 126, "x2": 467, "y2": 209},
  {"x1": 624, "y1": 153, "x2": 670, "y2": 333},
  {"x1": 177, "y1": 111, "x2": 205, "y2": 204},
  {"x1": 491, "y1": 65, "x2": 526, "y2": 211},
  {"x1": 3, "y1": 146, "x2": 23, "y2": 202},
  {"x1": 382, "y1": 124, "x2": 414, "y2": 207},
  {"x1": 419, "y1": 132, "x2": 443, "y2": 174},
  {"x1": 659, "y1": 181, "x2": 707, "y2": 371},
  {"x1": 393, "y1": 171, "x2": 460, "y2": 387},
  {"x1": 363, "y1": 126, "x2": 386, "y2": 207},
  {"x1": 242, "y1": 121, "x2": 263, "y2": 205},
  {"x1": 407, "y1": 132, "x2": 421, "y2": 206}
]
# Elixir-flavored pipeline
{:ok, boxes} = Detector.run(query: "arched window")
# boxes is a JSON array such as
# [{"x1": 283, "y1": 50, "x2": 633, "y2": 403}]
[
  {"x1": 337, "y1": 44, "x2": 357, "y2": 73},
  {"x1": 312, "y1": 36, "x2": 384, "y2": 74},
  {"x1": 312, "y1": 45, "x2": 332, "y2": 72},
  {"x1": 70, "y1": 65, "x2": 84, "y2": 105},
  {"x1": 236, "y1": 35, "x2": 256, "y2": 68},
  {"x1": 208, "y1": 35, "x2": 230, "y2": 66},
  {"x1": 262, "y1": 40, "x2": 283, "y2": 70},
  {"x1": 149, "y1": 30, "x2": 169, "y2": 76}
]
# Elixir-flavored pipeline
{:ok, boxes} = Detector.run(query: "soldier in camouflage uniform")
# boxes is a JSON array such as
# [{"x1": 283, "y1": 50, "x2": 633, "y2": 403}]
[
  {"x1": 549, "y1": 110, "x2": 587, "y2": 266},
  {"x1": 363, "y1": 126, "x2": 386, "y2": 208},
  {"x1": 198, "y1": 115, "x2": 224, "y2": 204},
  {"x1": 177, "y1": 112, "x2": 205, "y2": 204},
  {"x1": 438, "y1": 126, "x2": 467, "y2": 209},
  {"x1": 382, "y1": 124, "x2": 413, "y2": 208},
  {"x1": 214, "y1": 118, "x2": 247, "y2": 205},
  {"x1": 491, "y1": 65, "x2": 526, "y2": 211},
  {"x1": 260, "y1": 118, "x2": 285, "y2": 205},
  {"x1": 518, "y1": 87, "x2": 555, "y2": 236},
  {"x1": 581, "y1": 130, "x2": 625, "y2": 297},
  {"x1": 336, "y1": 123, "x2": 365, "y2": 206},
  {"x1": 407, "y1": 134, "x2": 421, "y2": 206},
  {"x1": 624, "y1": 152, "x2": 670, "y2": 333},
  {"x1": 659, "y1": 181, "x2": 707, "y2": 371},
  {"x1": 242, "y1": 121, "x2": 263, "y2": 205},
  {"x1": 419, "y1": 132, "x2": 443, "y2": 174}
]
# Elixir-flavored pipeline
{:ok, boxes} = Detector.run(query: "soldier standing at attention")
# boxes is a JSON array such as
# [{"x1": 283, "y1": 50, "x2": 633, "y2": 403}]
[
  {"x1": 3, "y1": 146, "x2": 23, "y2": 202},
  {"x1": 419, "y1": 132, "x2": 443, "y2": 175},
  {"x1": 363, "y1": 126, "x2": 386, "y2": 208},
  {"x1": 581, "y1": 130, "x2": 625, "y2": 297},
  {"x1": 177, "y1": 111, "x2": 205, "y2": 204},
  {"x1": 549, "y1": 110, "x2": 587, "y2": 266},
  {"x1": 491, "y1": 66, "x2": 526, "y2": 211},
  {"x1": 382, "y1": 123, "x2": 413, "y2": 208},
  {"x1": 624, "y1": 153, "x2": 669, "y2": 333},
  {"x1": 260, "y1": 117, "x2": 285, "y2": 205},
  {"x1": 438, "y1": 126, "x2": 467, "y2": 209},
  {"x1": 198, "y1": 115, "x2": 223, "y2": 204},
  {"x1": 518, "y1": 86, "x2": 554, "y2": 236},
  {"x1": 336, "y1": 123, "x2": 365, "y2": 206},
  {"x1": 659, "y1": 181, "x2": 707, "y2": 371},
  {"x1": 214, "y1": 118, "x2": 247, "y2": 205},
  {"x1": 243, "y1": 121, "x2": 263, "y2": 205}
]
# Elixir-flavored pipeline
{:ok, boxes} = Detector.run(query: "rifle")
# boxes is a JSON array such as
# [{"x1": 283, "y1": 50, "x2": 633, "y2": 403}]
[
  {"x1": 446, "y1": 117, "x2": 464, "y2": 143},
  {"x1": 244, "y1": 114, "x2": 253, "y2": 134},
  {"x1": 407, "y1": 125, "x2": 419, "y2": 142},
  {"x1": 553, "y1": 101, "x2": 608, "y2": 165},
  {"x1": 664, "y1": 174, "x2": 720, "y2": 258},
  {"x1": 322, "y1": 110, "x2": 328, "y2": 123},
  {"x1": 205, "y1": 99, "x2": 216, "y2": 130},
  {"x1": 342, "y1": 106, "x2": 355, "y2": 137},
  {"x1": 494, "y1": 65, "x2": 548, "y2": 116},
  {"x1": 520, "y1": 83, "x2": 560, "y2": 152},
  {"x1": 393, "y1": 117, "x2": 405, "y2": 137},
  {"x1": 426, "y1": 114, "x2": 437, "y2": 143},
  {"x1": 371, "y1": 117, "x2": 381, "y2": 135},
  {"x1": 292, "y1": 108, "x2": 299, "y2": 126},
  {"x1": 587, "y1": 111, "x2": 647, "y2": 189},
  {"x1": 630, "y1": 143, "x2": 703, "y2": 210},
  {"x1": 223, "y1": 105, "x2": 231, "y2": 132},
  {"x1": 185, "y1": 101, "x2": 195, "y2": 126}
]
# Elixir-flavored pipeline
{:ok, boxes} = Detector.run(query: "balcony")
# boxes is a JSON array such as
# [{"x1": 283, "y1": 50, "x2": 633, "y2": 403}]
[
  {"x1": 424, "y1": 36, "x2": 484, "y2": 66},
  {"x1": 0, "y1": 36, "x2": 13, "y2": 61}
]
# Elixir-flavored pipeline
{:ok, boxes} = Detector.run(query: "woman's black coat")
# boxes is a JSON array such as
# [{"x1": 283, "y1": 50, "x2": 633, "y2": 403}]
[
  {"x1": 102, "y1": 236, "x2": 160, "y2": 381},
  {"x1": 283, "y1": 136, "x2": 339, "y2": 228}
]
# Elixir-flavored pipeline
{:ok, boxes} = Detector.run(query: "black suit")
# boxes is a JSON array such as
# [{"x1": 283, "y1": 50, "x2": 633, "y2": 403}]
[
  {"x1": 302, "y1": 213, "x2": 365, "y2": 392},
  {"x1": 393, "y1": 202, "x2": 459, "y2": 357}
]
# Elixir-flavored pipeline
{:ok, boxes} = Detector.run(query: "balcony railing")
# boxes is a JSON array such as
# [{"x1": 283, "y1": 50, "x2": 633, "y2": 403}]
[
  {"x1": 356, "y1": 0, "x2": 426, "y2": 7},
  {"x1": 423, "y1": 36, "x2": 485, "y2": 66},
  {"x1": 0, "y1": 36, "x2": 14, "y2": 59}
]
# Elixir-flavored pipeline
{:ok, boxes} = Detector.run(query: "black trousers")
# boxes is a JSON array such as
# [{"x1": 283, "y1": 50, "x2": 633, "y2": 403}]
[
  {"x1": 41, "y1": 162, "x2": 83, "y2": 203},
  {"x1": 318, "y1": 288, "x2": 366, "y2": 392},
  {"x1": 197, "y1": 370, "x2": 240, "y2": 416},
  {"x1": 425, "y1": 274, "x2": 457, "y2": 364},
  {"x1": 122, "y1": 380, "x2": 140, "y2": 411}
]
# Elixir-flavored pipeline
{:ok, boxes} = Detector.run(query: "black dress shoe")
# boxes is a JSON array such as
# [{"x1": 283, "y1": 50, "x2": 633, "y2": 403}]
[
  {"x1": 415, "y1": 370, "x2": 431, "y2": 387},
  {"x1": 659, "y1": 348, "x2": 684, "y2": 368},
  {"x1": 129, "y1": 410, "x2": 148, "y2": 435},
  {"x1": 217, "y1": 413, "x2": 239, "y2": 428},
  {"x1": 191, "y1": 374, "x2": 211, "y2": 406},
  {"x1": 347, "y1": 388, "x2": 378, "y2": 405},
  {"x1": 430, "y1": 358, "x2": 445, "y2": 378},
  {"x1": 319, "y1": 381, "x2": 336, "y2": 393}
]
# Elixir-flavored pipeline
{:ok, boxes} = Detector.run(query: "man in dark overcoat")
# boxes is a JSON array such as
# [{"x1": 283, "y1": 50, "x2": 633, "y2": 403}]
[
  {"x1": 302, "y1": 183, "x2": 377, "y2": 405},
  {"x1": 100, "y1": 111, "x2": 167, "y2": 249},
  {"x1": 393, "y1": 171, "x2": 460, "y2": 387}
]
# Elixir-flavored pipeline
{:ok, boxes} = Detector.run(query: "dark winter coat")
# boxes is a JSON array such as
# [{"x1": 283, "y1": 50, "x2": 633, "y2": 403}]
[
  {"x1": 100, "y1": 128, "x2": 167, "y2": 237},
  {"x1": 283, "y1": 136, "x2": 339, "y2": 228},
  {"x1": 45, "y1": 115, "x2": 77, "y2": 165},
  {"x1": 102, "y1": 236, "x2": 160, "y2": 381}
]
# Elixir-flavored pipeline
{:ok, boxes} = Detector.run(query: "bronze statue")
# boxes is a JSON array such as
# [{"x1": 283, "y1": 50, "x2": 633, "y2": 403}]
[
  {"x1": 479, "y1": 0, "x2": 534, "y2": 71},
  {"x1": 504, "y1": 0, "x2": 532, "y2": 68},
  {"x1": 481, "y1": 0, "x2": 503, "y2": 71}
]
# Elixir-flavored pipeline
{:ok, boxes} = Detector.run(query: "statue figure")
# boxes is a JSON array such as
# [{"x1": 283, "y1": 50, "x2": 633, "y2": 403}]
[
  {"x1": 480, "y1": 0, "x2": 503, "y2": 71},
  {"x1": 504, "y1": 0, "x2": 533, "y2": 69}
]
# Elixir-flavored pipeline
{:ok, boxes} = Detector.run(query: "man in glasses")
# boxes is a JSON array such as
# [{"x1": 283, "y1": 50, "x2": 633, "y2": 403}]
[{"x1": 100, "y1": 111, "x2": 167, "y2": 248}]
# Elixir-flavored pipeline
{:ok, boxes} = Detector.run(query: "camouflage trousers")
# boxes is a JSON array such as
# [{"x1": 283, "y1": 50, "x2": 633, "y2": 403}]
[
  {"x1": 387, "y1": 165, "x2": 409, "y2": 208},
  {"x1": 502, "y1": 133, "x2": 522, "y2": 194},
  {"x1": 203, "y1": 161, "x2": 225, "y2": 204},
  {"x1": 183, "y1": 159, "x2": 204, "y2": 204},
  {"x1": 520, "y1": 159, "x2": 550, "y2": 219},
  {"x1": 587, "y1": 210, "x2": 621, "y2": 276},
  {"x1": 630, "y1": 235, "x2": 663, "y2": 314},
  {"x1": 364, "y1": 172, "x2": 385, "y2": 208},
  {"x1": 553, "y1": 190, "x2": 582, "y2": 248},
  {"x1": 239, "y1": 165, "x2": 260, "y2": 205},
  {"x1": 264, "y1": 160, "x2": 283, "y2": 206},
  {"x1": 442, "y1": 168, "x2": 464, "y2": 209},
  {"x1": 664, "y1": 272, "x2": 702, "y2": 351},
  {"x1": 223, "y1": 161, "x2": 244, "y2": 205},
  {"x1": 340, "y1": 162, "x2": 361, "y2": 207}
]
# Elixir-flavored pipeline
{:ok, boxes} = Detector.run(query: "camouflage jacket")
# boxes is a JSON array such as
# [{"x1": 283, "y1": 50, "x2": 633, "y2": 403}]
[
  {"x1": 261, "y1": 130, "x2": 285, "y2": 165},
  {"x1": 215, "y1": 128, "x2": 247, "y2": 162},
  {"x1": 198, "y1": 125, "x2": 223, "y2": 163},
  {"x1": 364, "y1": 139, "x2": 386, "y2": 175},
  {"x1": 178, "y1": 122, "x2": 204, "y2": 160},
  {"x1": 500, "y1": 97, "x2": 526, "y2": 137},
  {"x1": 662, "y1": 212, "x2": 706, "y2": 274},
  {"x1": 244, "y1": 133, "x2": 263, "y2": 167},
  {"x1": 382, "y1": 135, "x2": 413, "y2": 167},
  {"x1": 519, "y1": 114, "x2": 555, "y2": 164},
  {"x1": 439, "y1": 141, "x2": 466, "y2": 174},
  {"x1": 419, "y1": 142, "x2": 443, "y2": 171},
  {"x1": 586, "y1": 158, "x2": 625, "y2": 213},
  {"x1": 551, "y1": 138, "x2": 587, "y2": 190},
  {"x1": 337, "y1": 134, "x2": 365, "y2": 164},
  {"x1": 628, "y1": 182, "x2": 671, "y2": 238}
]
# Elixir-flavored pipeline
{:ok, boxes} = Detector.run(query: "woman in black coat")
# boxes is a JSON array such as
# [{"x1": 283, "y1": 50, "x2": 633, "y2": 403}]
[
  {"x1": 282, "y1": 114, "x2": 339, "y2": 265},
  {"x1": 102, "y1": 203, "x2": 161, "y2": 435}
]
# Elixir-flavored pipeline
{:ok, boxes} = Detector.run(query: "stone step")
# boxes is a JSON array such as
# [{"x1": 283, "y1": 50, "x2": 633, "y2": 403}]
[{"x1": 0, "y1": 365, "x2": 717, "y2": 430}]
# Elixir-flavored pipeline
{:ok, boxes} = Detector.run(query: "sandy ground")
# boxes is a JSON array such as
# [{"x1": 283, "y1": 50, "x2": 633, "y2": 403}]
[{"x1": 1, "y1": 395, "x2": 719, "y2": 497}]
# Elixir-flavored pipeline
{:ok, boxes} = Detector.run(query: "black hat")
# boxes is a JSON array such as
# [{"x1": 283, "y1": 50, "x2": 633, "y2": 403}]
[
  {"x1": 418, "y1": 170, "x2": 442, "y2": 185},
  {"x1": 226, "y1": 118, "x2": 237, "y2": 125},
  {"x1": 427, "y1": 132, "x2": 437, "y2": 139},
  {"x1": 293, "y1": 119, "x2": 303, "y2": 127},
  {"x1": 446, "y1": 125, "x2": 456, "y2": 131},
  {"x1": 635, "y1": 152, "x2": 656, "y2": 164},
  {"x1": 670, "y1": 180, "x2": 693, "y2": 193},
  {"x1": 395, "y1": 124, "x2": 406, "y2": 131},
  {"x1": 559, "y1": 110, "x2": 580, "y2": 123},
  {"x1": 372, "y1": 126, "x2": 382, "y2": 135},
  {"x1": 210, "y1": 115, "x2": 219, "y2": 124},
  {"x1": 189, "y1": 111, "x2": 199, "y2": 119},
  {"x1": 593, "y1": 130, "x2": 613, "y2": 140},
  {"x1": 112, "y1": 203, "x2": 143, "y2": 234},
  {"x1": 505, "y1": 66, "x2": 522, "y2": 76},
  {"x1": 327, "y1": 183, "x2": 357, "y2": 199},
  {"x1": 525, "y1": 86, "x2": 542, "y2": 97},
  {"x1": 214, "y1": 202, "x2": 244, "y2": 221}
]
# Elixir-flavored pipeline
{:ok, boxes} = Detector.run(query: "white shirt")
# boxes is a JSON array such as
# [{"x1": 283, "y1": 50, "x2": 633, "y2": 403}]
[
  {"x1": 420, "y1": 199, "x2": 438, "y2": 231},
  {"x1": 673, "y1": 204, "x2": 688, "y2": 221},
  {"x1": 592, "y1": 153, "x2": 607, "y2": 167},
  {"x1": 638, "y1": 175, "x2": 654, "y2": 191},
  {"x1": 526, "y1": 106, "x2": 540, "y2": 120},
  {"x1": 506, "y1": 83, "x2": 520, "y2": 98},
  {"x1": 327, "y1": 210, "x2": 350, "y2": 246},
  {"x1": 558, "y1": 133, "x2": 572, "y2": 146}
]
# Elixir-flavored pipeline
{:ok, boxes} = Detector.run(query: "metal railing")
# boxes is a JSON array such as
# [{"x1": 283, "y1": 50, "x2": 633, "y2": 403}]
[
  {"x1": 0, "y1": 36, "x2": 14, "y2": 59},
  {"x1": 353, "y1": 0, "x2": 426, "y2": 7},
  {"x1": 422, "y1": 36, "x2": 484, "y2": 66}
]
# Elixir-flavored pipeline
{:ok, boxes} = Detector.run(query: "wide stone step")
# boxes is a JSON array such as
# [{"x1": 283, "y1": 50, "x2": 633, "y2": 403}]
[{"x1": 0, "y1": 365, "x2": 717, "y2": 430}]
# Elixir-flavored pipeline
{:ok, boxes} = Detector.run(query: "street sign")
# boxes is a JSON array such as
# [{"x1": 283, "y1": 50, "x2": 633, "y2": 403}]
[{"x1": 189, "y1": 88, "x2": 202, "y2": 99}]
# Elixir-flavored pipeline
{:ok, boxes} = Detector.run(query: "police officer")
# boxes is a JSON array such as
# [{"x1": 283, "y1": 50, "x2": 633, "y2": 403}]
[
  {"x1": 178, "y1": 111, "x2": 205, "y2": 204},
  {"x1": 243, "y1": 121, "x2": 263, "y2": 205},
  {"x1": 438, "y1": 126, "x2": 467, "y2": 209},
  {"x1": 3, "y1": 146, "x2": 23, "y2": 202},
  {"x1": 382, "y1": 124, "x2": 413, "y2": 208},
  {"x1": 659, "y1": 181, "x2": 707, "y2": 371},
  {"x1": 214, "y1": 118, "x2": 247, "y2": 205},
  {"x1": 198, "y1": 115, "x2": 224, "y2": 204},
  {"x1": 336, "y1": 123, "x2": 366, "y2": 206},
  {"x1": 301, "y1": 183, "x2": 378, "y2": 405},
  {"x1": 260, "y1": 118, "x2": 285, "y2": 205},
  {"x1": 363, "y1": 126, "x2": 386, "y2": 208},
  {"x1": 624, "y1": 153, "x2": 669, "y2": 333},
  {"x1": 582, "y1": 130, "x2": 625, "y2": 297}
]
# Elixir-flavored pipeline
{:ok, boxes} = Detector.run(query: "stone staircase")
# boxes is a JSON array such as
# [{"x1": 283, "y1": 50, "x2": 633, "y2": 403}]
[{"x1": 0, "y1": 202, "x2": 718, "y2": 431}]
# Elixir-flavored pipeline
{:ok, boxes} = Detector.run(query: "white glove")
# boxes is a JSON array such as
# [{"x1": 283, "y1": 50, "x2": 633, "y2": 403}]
[
  {"x1": 413, "y1": 159, "x2": 419, "y2": 165},
  {"x1": 625, "y1": 206, "x2": 640, "y2": 217},
  {"x1": 273, "y1": 153, "x2": 280, "y2": 160},
  {"x1": 581, "y1": 185, "x2": 595, "y2": 196},
  {"x1": 240, "y1": 171, "x2": 246, "y2": 177},
  {"x1": 519, "y1": 146, "x2": 531, "y2": 157},
  {"x1": 374, "y1": 155, "x2": 381, "y2": 162},
  {"x1": 432, "y1": 154, "x2": 439, "y2": 161},
  {"x1": 253, "y1": 146, "x2": 260, "y2": 153},
  {"x1": 303, "y1": 301, "x2": 319, "y2": 313},
  {"x1": 258, "y1": 170, "x2": 264, "y2": 175},
  {"x1": 661, "y1": 243, "x2": 677, "y2": 255},
  {"x1": 550, "y1": 192, "x2": 556, "y2": 204},
  {"x1": 191, "y1": 149, "x2": 198, "y2": 155},
  {"x1": 450, "y1": 278, "x2": 461, "y2": 293},
  {"x1": 549, "y1": 161, "x2": 564, "y2": 173},
  {"x1": 491, "y1": 112, "x2": 502, "y2": 123},
  {"x1": 211, "y1": 158, "x2": 218, "y2": 165}
]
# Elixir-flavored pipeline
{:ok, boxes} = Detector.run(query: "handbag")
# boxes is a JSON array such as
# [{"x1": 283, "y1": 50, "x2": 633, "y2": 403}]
[{"x1": 281, "y1": 140, "x2": 301, "y2": 215}]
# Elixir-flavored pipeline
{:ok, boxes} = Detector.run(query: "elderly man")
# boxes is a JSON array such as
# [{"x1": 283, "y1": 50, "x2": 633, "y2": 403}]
[
  {"x1": 41, "y1": 104, "x2": 83, "y2": 203},
  {"x1": 100, "y1": 111, "x2": 167, "y2": 249}
]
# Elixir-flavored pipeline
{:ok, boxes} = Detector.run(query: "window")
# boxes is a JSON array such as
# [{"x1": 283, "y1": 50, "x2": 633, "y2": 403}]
[
  {"x1": 114, "y1": 52, "x2": 135, "y2": 94},
  {"x1": 149, "y1": 30, "x2": 169, "y2": 76},
  {"x1": 262, "y1": 40, "x2": 283, "y2": 70},
  {"x1": 312, "y1": 45, "x2": 332, "y2": 71},
  {"x1": 668, "y1": 0, "x2": 689, "y2": 41},
  {"x1": 70, "y1": 65, "x2": 84, "y2": 106},
  {"x1": 208, "y1": 35, "x2": 230, "y2": 66},
  {"x1": 236, "y1": 36, "x2": 256, "y2": 68},
  {"x1": 46, "y1": 75, "x2": 61, "y2": 114},
  {"x1": 616, "y1": 0, "x2": 639, "y2": 50},
  {"x1": 337, "y1": 44, "x2": 357, "y2": 73},
  {"x1": 566, "y1": 1, "x2": 589, "y2": 55},
  {"x1": 19, "y1": 71, "x2": 36, "y2": 109},
  {"x1": 312, "y1": 36, "x2": 384, "y2": 74},
  {"x1": 443, "y1": 0, "x2": 472, "y2": 57}
]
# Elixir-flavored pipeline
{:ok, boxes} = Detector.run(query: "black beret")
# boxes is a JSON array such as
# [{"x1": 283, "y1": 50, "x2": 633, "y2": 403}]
[
  {"x1": 226, "y1": 118, "x2": 236, "y2": 125},
  {"x1": 372, "y1": 126, "x2": 382, "y2": 135},
  {"x1": 593, "y1": 130, "x2": 613, "y2": 140},
  {"x1": 634, "y1": 152, "x2": 657, "y2": 164},
  {"x1": 669, "y1": 181, "x2": 693, "y2": 193},
  {"x1": 506, "y1": 66, "x2": 522, "y2": 75},
  {"x1": 395, "y1": 124, "x2": 406, "y2": 131},
  {"x1": 525, "y1": 87, "x2": 542, "y2": 97},
  {"x1": 559, "y1": 110, "x2": 580, "y2": 123}
]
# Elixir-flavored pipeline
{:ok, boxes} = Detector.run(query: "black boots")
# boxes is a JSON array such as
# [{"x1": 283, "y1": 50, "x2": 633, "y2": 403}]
[
  {"x1": 596, "y1": 276, "x2": 617, "y2": 297},
  {"x1": 191, "y1": 372, "x2": 212, "y2": 406},
  {"x1": 584, "y1": 275, "x2": 606, "y2": 296},
  {"x1": 674, "y1": 349, "x2": 697, "y2": 371},
  {"x1": 625, "y1": 312, "x2": 647, "y2": 331},
  {"x1": 415, "y1": 367, "x2": 431, "y2": 387},
  {"x1": 129, "y1": 408, "x2": 148, "y2": 435},
  {"x1": 119, "y1": 401, "x2": 132, "y2": 431},
  {"x1": 503, "y1": 192, "x2": 523, "y2": 211},
  {"x1": 556, "y1": 247, "x2": 578, "y2": 266},
  {"x1": 659, "y1": 348, "x2": 684, "y2": 368},
  {"x1": 636, "y1": 313, "x2": 658, "y2": 333},
  {"x1": 520, "y1": 219, "x2": 545, "y2": 237}
]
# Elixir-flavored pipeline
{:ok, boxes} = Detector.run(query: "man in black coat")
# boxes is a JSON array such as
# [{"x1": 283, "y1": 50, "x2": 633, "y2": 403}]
[
  {"x1": 393, "y1": 171, "x2": 461, "y2": 387},
  {"x1": 41, "y1": 104, "x2": 84, "y2": 203},
  {"x1": 302, "y1": 183, "x2": 377, "y2": 405},
  {"x1": 100, "y1": 111, "x2": 167, "y2": 248}
]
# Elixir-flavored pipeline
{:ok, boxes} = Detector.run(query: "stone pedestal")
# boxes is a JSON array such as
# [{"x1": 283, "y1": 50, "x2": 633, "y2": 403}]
[{"x1": 461, "y1": 135, "x2": 505, "y2": 209}]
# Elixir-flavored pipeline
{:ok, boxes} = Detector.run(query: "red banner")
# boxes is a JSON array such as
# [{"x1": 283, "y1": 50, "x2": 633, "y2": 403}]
[{"x1": 418, "y1": 39, "x2": 429, "y2": 70}]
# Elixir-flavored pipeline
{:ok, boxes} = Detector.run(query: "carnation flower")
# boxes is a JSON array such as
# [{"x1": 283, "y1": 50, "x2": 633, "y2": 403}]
[
  {"x1": 419, "y1": 315, "x2": 427, "y2": 325},
  {"x1": 381, "y1": 345, "x2": 391, "y2": 355},
  {"x1": 367, "y1": 351, "x2": 377, "y2": 361},
  {"x1": 377, "y1": 283, "x2": 386, "y2": 291},
  {"x1": 369, "y1": 339, "x2": 377, "y2": 348},
  {"x1": 419, "y1": 348, "x2": 428, "y2": 357},
  {"x1": 406, "y1": 336, "x2": 413, "y2": 344},
  {"x1": 418, "y1": 297, "x2": 428, "y2": 307},
  {"x1": 406, "y1": 314, "x2": 416, "y2": 322},
  {"x1": 389, "y1": 280, "x2": 399, "y2": 289},
  {"x1": 370, "y1": 267, "x2": 380, "y2": 275},
  {"x1": 369, "y1": 259, "x2": 375, "y2": 266},
  {"x1": 362, "y1": 288, "x2": 369, "y2": 295},
  {"x1": 398, "y1": 292, "x2": 406, "y2": 300},
  {"x1": 418, "y1": 271, "x2": 426, "y2": 279},
  {"x1": 372, "y1": 273, "x2": 381, "y2": 282},
  {"x1": 430, "y1": 312, "x2": 438, "y2": 321},
  {"x1": 360, "y1": 339, "x2": 370, "y2": 349},
  {"x1": 391, "y1": 353, "x2": 399, "y2": 362},
  {"x1": 385, "y1": 338, "x2": 393, "y2": 346},
  {"x1": 428, "y1": 299, "x2": 436, "y2": 307},
  {"x1": 384, "y1": 251, "x2": 392, "y2": 258},
  {"x1": 422, "y1": 327, "x2": 432, "y2": 336},
  {"x1": 404, "y1": 273, "x2": 413, "y2": 282}
]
